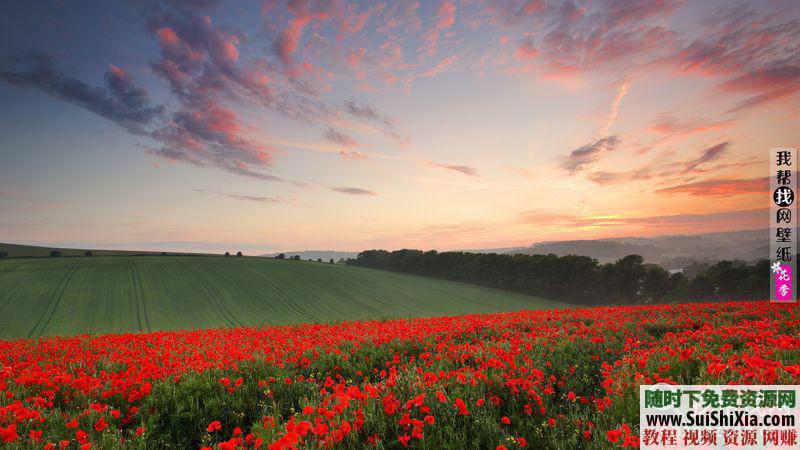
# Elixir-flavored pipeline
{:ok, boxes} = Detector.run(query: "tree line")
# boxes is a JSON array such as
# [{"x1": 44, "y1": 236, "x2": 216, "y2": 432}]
[{"x1": 346, "y1": 249, "x2": 769, "y2": 305}]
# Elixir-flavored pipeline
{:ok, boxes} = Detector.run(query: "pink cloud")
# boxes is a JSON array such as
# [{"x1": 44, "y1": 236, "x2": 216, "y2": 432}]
[
  {"x1": 275, "y1": 15, "x2": 313, "y2": 66},
  {"x1": 337, "y1": 2, "x2": 370, "y2": 38},
  {"x1": 435, "y1": 1, "x2": 456, "y2": 30},
  {"x1": 418, "y1": 1, "x2": 457, "y2": 57},
  {"x1": 339, "y1": 150, "x2": 367, "y2": 160},
  {"x1": 157, "y1": 27, "x2": 181, "y2": 46},
  {"x1": 513, "y1": 39, "x2": 538, "y2": 60},
  {"x1": 346, "y1": 47, "x2": 366, "y2": 69},
  {"x1": 719, "y1": 66, "x2": 800, "y2": 113},
  {"x1": 420, "y1": 55, "x2": 458, "y2": 78},
  {"x1": 658, "y1": 4, "x2": 800, "y2": 113},
  {"x1": 648, "y1": 113, "x2": 733, "y2": 137}
]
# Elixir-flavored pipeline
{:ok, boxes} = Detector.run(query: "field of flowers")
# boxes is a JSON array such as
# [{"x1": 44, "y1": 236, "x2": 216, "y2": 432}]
[{"x1": 0, "y1": 301, "x2": 797, "y2": 449}]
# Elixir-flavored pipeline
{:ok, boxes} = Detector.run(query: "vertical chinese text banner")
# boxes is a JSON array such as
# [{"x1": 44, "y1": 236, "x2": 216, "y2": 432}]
[{"x1": 771, "y1": 148, "x2": 797, "y2": 303}]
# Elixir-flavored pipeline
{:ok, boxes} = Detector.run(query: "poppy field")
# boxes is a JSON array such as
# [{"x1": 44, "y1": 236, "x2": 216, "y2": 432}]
[{"x1": 0, "y1": 301, "x2": 797, "y2": 449}]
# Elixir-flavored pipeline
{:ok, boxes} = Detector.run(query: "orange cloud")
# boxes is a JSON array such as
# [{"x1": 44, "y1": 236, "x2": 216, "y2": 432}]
[
  {"x1": 649, "y1": 113, "x2": 734, "y2": 137},
  {"x1": 655, "y1": 177, "x2": 769, "y2": 197}
]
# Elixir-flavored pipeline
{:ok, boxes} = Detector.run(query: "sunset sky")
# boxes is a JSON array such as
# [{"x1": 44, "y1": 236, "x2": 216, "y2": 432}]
[{"x1": 1, "y1": 0, "x2": 798, "y2": 254}]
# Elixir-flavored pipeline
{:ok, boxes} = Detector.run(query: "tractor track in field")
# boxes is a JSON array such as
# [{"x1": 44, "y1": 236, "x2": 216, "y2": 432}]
[
  {"x1": 249, "y1": 270, "x2": 315, "y2": 322},
  {"x1": 27, "y1": 261, "x2": 81, "y2": 337},
  {"x1": 128, "y1": 259, "x2": 151, "y2": 332},
  {"x1": 0, "y1": 265, "x2": 21, "y2": 316},
  {"x1": 0, "y1": 265, "x2": 18, "y2": 279},
  {"x1": 186, "y1": 265, "x2": 243, "y2": 328}
]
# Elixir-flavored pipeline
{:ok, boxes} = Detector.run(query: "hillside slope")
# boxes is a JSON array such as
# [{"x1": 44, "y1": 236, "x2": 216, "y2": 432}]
[
  {"x1": 0, "y1": 242, "x2": 203, "y2": 258},
  {"x1": 0, "y1": 256, "x2": 565, "y2": 339}
]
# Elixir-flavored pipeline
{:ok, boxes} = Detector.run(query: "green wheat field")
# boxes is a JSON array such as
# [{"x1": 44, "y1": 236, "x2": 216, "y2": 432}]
[{"x1": 0, "y1": 255, "x2": 565, "y2": 339}]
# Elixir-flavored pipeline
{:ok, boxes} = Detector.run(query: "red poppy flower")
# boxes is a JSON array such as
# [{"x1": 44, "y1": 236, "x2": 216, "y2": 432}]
[{"x1": 207, "y1": 421, "x2": 222, "y2": 433}]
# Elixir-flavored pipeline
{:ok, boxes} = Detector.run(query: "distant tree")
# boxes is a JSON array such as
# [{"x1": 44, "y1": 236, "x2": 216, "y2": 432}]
[
  {"x1": 293, "y1": 255, "x2": 300, "y2": 261},
  {"x1": 161, "y1": 252, "x2": 168, "y2": 256},
  {"x1": 641, "y1": 265, "x2": 670, "y2": 303},
  {"x1": 596, "y1": 254, "x2": 646, "y2": 304},
  {"x1": 329, "y1": 258, "x2": 334, "y2": 264},
  {"x1": 236, "y1": 251, "x2": 243, "y2": 257},
  {"x1": 224, "y1": 252, "x2": 230, "y2": 257},
  {"x1": 317, "y1": 258, "x2": 322, "y2": 263},
  {"x1": 84, "y1": 251, "x2": 93, "y2": 257},
  {"x1": 308, "y1": 258, "x2": 313, "y2": 262},
  {"x1": 682, "y1": 261, "x2": 711, "y2": 280},
  {"x1": 0, "y1": 252, "x2": 8, "y2": 259},
  {"x1": 348, "y1": 248, "x2": 768, "y2": 305},
  {"x1": 49, "y1": 250, "x2": 62, "y2": 258},
  {"x1": 276, "y1": 253, "x2": 286, "y2": 260}
]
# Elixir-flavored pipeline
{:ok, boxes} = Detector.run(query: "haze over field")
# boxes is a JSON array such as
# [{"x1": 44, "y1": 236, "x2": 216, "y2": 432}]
[
  {"x1": 1, "y1": 0, "x2": 798, "y2": 254},
  {"x1": 519, "y1": 229, "x2": 768, "y2": 266}
]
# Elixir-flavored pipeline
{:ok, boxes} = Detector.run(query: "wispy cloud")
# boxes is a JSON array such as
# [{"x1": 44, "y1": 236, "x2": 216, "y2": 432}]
[
  {"x1": 193, "y1": 188, "x2": 286, "y2": 203},
  {"x1": 517, "y1": 207, "x2": 767, "y2": 231},
  {"x1": 420, "y1": 55, "x2": 458, "y2": 78},
  {"x1": 324, "y1": 127, "x2": 358, "y2": 148},
  {"x1": 0, "y1": 54, "x2": 163, "y2": 134},
  {"x1": 660, "y1": 3, "x2": 800, "y2": 113},
  {"x1": 332, "y1": 186, "x2": 377, "y2": 196},
  {"x1": 648, "y1": 113, "x2": 733, "y2": 137},
  {"x1": 343, "y1": 100, "x2": 406, "y2": 144},
  {"x1": 586, "y1": 141, "x2": 733, "y2": 186},
  {"x1": 339, "y1": 150, "x2": 368, "y2": 160},
  {"x1": 513, "y1": 38, "x2": 538, "y2": 60},
  {"x1": 685, "y1": 141, "x2": 729, "y2": 171},
  {"x1": 655, "y1": 177, "x2": 768, "y2": 197},
  {"x1": 431, "y1": 162, "x2": 480, "y2": 177},
  {"x1": 561, "y1": 135, "x2": 621, "y2": 173},
  {"x1": 601, "y1": 75, "x2": 632, "y2": 135}
]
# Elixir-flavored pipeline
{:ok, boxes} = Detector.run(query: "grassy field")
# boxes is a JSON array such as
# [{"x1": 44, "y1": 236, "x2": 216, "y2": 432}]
[{"x1": 0, "y1": 256, "x2": 566, "y2": 339}]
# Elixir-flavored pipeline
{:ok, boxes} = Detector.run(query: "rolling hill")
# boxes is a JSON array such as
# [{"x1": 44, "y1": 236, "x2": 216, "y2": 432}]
[
  {"x1": 0, "y1": 255, "x2": 565, "y2": 339},
  {"x1": 0, "y1": 242, "x2": 204, "y2": 258}
]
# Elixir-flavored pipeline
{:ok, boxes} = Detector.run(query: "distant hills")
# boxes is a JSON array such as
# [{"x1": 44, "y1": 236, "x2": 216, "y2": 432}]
[
  {"x1": 512, "y1": 229, "x2": 767, "y2": 268},
  {"x1": 260, "y1": 229, "x2": 768, "y2": 269}
]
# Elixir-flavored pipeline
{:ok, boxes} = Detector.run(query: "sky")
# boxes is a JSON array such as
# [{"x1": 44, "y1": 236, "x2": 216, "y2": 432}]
[{"x1": 0, "y1": 0, "x2": 798, "y2": 254}]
